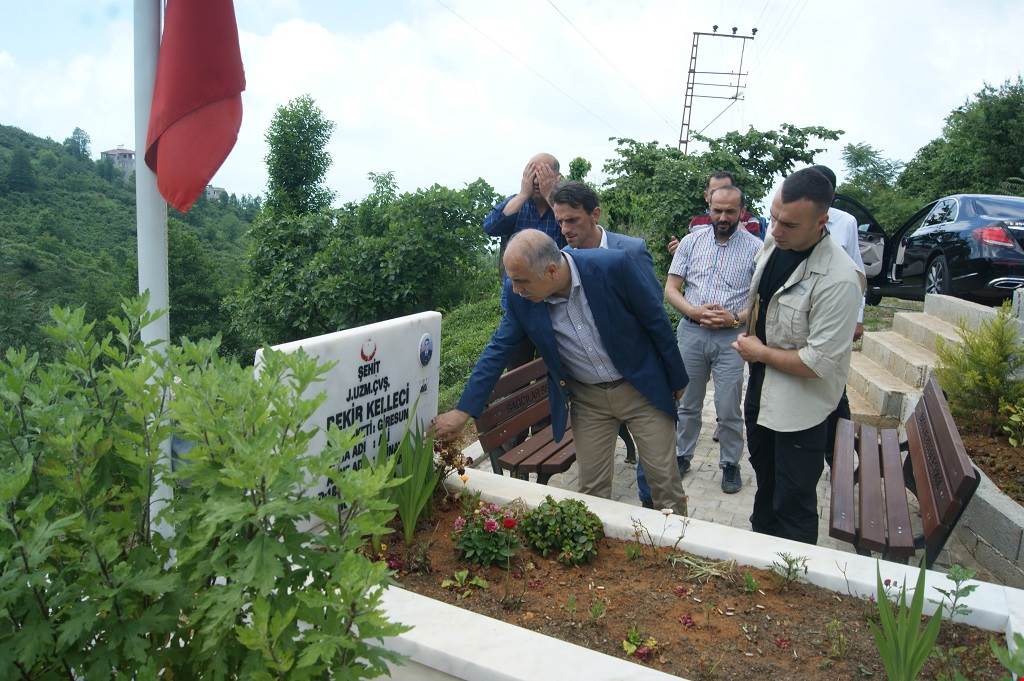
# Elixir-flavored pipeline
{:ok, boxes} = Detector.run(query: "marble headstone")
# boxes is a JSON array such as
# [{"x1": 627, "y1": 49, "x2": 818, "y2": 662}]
[{"x1": 255, "y1": 311, "x2": 441, "y2": 497}]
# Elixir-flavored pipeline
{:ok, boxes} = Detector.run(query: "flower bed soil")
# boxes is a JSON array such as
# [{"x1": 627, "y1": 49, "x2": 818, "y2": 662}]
[
  {"x1": 394, "y1": 502, "x2": 1004, "y2": 681},
  {"x1": 960, "y1": 425, "x2": 1024, "y2": 506}
]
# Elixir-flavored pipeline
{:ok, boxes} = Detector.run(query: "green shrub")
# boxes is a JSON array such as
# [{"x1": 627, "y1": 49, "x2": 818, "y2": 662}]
[
  {"x1": 0, "y1": 297, "x2": 408, "y2": 678},
  {"x1": 934, "y1": 303, "x2": 1024, "y2": 435},
  {"x1": 1002, "y1": 397, "x2": 1024, "y2": 446},
  {"x1": 451, "y1": 499, "x2": 521, "y2": 567},
  {"x1": 520, "y1": 495, "x2": 604, "y2": 566}
]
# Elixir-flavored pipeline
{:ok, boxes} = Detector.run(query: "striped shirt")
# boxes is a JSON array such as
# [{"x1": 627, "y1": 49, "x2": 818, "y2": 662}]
[
  {"x1": 544, "y1": 252, "x2": 621, "y2": 384},
  {"x1": 668, "y1": 226, "x2": 761, "y2": 315}
]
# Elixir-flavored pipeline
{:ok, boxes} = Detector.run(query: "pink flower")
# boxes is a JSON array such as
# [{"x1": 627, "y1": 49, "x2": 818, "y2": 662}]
[
  {"x1": 884, "y1": 578, "x2": 891, "y2": 587},
  {"x1": 453, "y1": 516, "x2": 466, "y2": 531},
  {"x1": 483, "y1": 518, "x2": 499, "y2": 533}
]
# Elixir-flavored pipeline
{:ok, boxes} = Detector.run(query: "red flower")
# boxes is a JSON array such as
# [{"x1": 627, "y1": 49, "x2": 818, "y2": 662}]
[
  {"x1": 502, "y1": 517, "x2": 517, "y2": 529},
  {"x1": 884, "y1": 578, "x2": 892, "y2": 587}
]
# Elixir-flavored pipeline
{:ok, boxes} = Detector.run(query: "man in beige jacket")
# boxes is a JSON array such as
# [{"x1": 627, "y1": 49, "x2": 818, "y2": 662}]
[{"x1": 732, "y1": 168, "x2": 865, "y2": 544}]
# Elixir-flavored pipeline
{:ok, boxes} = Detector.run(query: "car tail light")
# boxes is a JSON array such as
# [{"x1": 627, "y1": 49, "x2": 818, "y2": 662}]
[{"x1": 973, "y1": 226, "x2": 1017, "y2": 248}]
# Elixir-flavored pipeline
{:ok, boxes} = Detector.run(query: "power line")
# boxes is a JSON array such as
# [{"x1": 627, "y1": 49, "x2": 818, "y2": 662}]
[
  {"x1": 750, "y1": 0, "x2": 809, "y2": 76},
  {"x1": 544, "y1": 0, "x2": 676, "y2": 134},
  {"x1": 433, "y1": 0, "x2": 619, "y2": 132}
]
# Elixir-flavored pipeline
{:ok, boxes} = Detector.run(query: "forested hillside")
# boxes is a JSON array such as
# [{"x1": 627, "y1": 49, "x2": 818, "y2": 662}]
[{"x1": 0, "y1": 124, "x2": 258, "y2": 356}]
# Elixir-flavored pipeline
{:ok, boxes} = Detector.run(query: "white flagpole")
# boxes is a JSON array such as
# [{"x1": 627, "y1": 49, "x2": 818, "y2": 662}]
[{"x1": 134, "y1": 0, "x2": 173, "y2": 538}]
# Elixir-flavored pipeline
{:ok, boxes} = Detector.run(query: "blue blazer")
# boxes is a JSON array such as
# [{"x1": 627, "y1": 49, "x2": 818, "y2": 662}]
[{"x1": 457, "y1": 247, "x2": 687, "y2": 442}]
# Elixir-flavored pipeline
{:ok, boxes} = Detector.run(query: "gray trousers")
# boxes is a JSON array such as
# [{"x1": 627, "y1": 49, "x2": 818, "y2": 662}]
[{"x1": 675, "y1": 320, "x2": 744, "y2": 467}]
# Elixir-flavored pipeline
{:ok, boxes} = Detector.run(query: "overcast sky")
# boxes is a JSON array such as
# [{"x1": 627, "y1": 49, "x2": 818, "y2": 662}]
[{"x1": 1, "y1": 0, "x2": 1021, "y2": 210}]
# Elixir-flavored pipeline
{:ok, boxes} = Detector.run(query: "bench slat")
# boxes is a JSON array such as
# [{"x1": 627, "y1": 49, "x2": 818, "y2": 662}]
[
  {"x1": 487, "y1": 358, "x2": 547, "y2": 402},
  {"x1": 880, "y1": 428, "x2": 915, "y2": 558},
  {"x1": 829, "y1": 418, "x2": 857, "y2": 543},
  {"x1": 539, "y1": 441, "x2": 577, "y2": 475},
  {"x1": 906, "y1": 406, "x2": 943, "y2": 542},
  {"x1": 477, "y1": 381, "x2": 548, "y2": 432},
  {"x1": 856, "y1": 424, "x2": 887, "y2": 552},
  {"x1": 478, "y1": 398, "x2": 550, "y2": 452},
  {"x1": 519, "y1": 432, "x2": 576, "y2": 473},
  {"x1": 495, "y1": 424, "x2": 556, "y2": 469},
  {"x1": 922, "y1": 379, "x2": 976, "y2": 520}
]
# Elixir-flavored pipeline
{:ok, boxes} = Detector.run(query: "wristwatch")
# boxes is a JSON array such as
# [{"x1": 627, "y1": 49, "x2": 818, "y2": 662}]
[{"x1": 731, "y1": 315, "x2": 742, "y2": 329}]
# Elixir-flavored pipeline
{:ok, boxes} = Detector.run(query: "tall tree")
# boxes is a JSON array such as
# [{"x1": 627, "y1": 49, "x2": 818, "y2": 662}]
[
  {"x1": 837, "y1": 143, "x2": 917, "y2": 232},
  {"x1": 5, "y1": 147, "x2": 37, "y2": 192},
  {"x1": 62, "y1": 126, "x2": 91, "y2": 160},
  {"x1": 264, "y1": 94, "x2": 336, "y2": 215},
  {"x1": 601, "y1": 123, "x2": 840, "y2": 271},
  {"x1": 568, "y1": 156, "x2": 592, "y2": 182},
  {"x1": 899, "y1": 77, "x2": 1024, "y2": 201}
]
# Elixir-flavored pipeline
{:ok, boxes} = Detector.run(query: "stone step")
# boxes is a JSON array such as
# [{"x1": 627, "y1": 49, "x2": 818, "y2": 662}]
[
  {"x1": 846, "y1": 384, "x2": 900, "y2": 428},
  {"x1": 861, "y1": 330, "x2": 938, "y2": 389},
  {"x1": 848, "y1": 351, "x2": 920, "y2": 421},
  {"x1": 924, "y1": 293, "x2": 1015, "y2": 332},
  {"x1": 891, "y1": 311, "x2": 962, "y2": 355}
]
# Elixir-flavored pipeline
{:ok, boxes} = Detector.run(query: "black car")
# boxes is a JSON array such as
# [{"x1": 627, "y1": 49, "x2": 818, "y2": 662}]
[{"x1": 836, "y1": 193, "x2": 1024, "y2": 305}]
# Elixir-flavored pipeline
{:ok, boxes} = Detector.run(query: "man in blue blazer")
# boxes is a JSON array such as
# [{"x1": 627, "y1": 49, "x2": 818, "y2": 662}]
[{"x1": 432, "y1": 229, "x2": 689, "y2": 513}]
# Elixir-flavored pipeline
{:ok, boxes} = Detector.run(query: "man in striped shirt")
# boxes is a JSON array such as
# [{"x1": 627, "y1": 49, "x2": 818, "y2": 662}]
[{"x1": 661, "y1": 184, "x2": 761, "y2": 494}]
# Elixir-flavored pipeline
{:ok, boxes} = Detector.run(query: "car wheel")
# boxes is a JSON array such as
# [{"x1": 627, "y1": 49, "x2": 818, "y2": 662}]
[
  {"x1": 925, "y1": 255, "x2": 950, "y2": 296},
  {"x1": 865, "y1": 290, "x2": 882, "y2": 306}
]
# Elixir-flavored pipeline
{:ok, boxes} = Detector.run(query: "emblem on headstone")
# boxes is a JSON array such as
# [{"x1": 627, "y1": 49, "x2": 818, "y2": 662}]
[
  {"x1": 360, "y1": 339, "x2": 377, "y2": 362},
  {"x1": 418, "y1": 333, "x2": 433, "y2": 367}
]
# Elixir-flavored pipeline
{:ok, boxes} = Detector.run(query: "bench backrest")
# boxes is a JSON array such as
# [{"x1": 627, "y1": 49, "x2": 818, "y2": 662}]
[
  {"x1": 475, "y1": 358, "x2": 550, "y2": 452},
  {"x1": 905, "y1": 376, "x2": 979, "y2": 545}
]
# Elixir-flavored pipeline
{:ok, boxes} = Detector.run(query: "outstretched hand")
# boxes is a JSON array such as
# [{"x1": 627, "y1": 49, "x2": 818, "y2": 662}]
[{"x1": 430, "y1": 409, "x2": 470, "y2": 443}]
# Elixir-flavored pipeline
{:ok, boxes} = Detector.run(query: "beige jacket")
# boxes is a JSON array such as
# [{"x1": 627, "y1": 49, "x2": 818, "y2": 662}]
[{"x1": 748, "y1": 233, "x2": 865, "y2": 432}]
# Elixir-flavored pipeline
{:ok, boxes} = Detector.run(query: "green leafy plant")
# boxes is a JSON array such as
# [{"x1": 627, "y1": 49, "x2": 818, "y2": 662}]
[
  {"x1": 930, "y1": 564, "x2": 979, "y2": 620},
  {"x1": 0, "y1": 297, "x2": 408, "y2": 679},
  {"x1": 440, "y1": 569, "x2": 489, "y2": 599},
  {"x1": 589, "y1": 598, "x2": 607, "y2": 623},
  {"x1": 771, "y1": 552, "x2": 809, "y2": 588},
  {"x1": 626, "y1": 544, "x2": 643, "y2": 561},
  {"x1": 451, "y1": 500, "x2": 521, "y2": 567},
  {"x1": 622, "y1": 624, "x2": 658, "y2": 660},
  {"x1": 564, "y1": 593, "x2": 578, "y2": 621},
  {"x1": 742, "y1": 571, "x2": 760, "y2": 594},
  {"x1": 826, "y1": 619, "x2": 848, "y2": 659},
  {"x1": 991, "y1": 632, "x2": 1024, "y2": 679},
  {"x1": 520, "y1": 495, "x2": 604, "y2": 566},
  {"x1": 379, "y1": 418, "x2": 440, "y2": 545},
  {"x1": 870, "y1": 561, "x2": 943, "y2": 681},
  {"x1": 1002, "y1": 397, "x2": 1024, "y2": 446},
  {"x1": 931, "y1": 644, "x2": 968, "y2": 681},
  {"x1": 935, "y1": 302, "x2": 1024, "y2": 436}
]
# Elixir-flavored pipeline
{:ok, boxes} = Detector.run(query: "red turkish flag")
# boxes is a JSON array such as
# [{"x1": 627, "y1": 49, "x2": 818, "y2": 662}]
[{"x1": 145, "y1": 0, "x2": 245, "y2": 212}]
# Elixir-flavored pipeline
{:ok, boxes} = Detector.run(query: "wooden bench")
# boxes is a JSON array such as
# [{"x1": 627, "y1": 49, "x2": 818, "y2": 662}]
[
  {"x1": 474, "y1": 357, "x2": 575, "y2": 484},
  {"x1": 829, "y1": 377, "x2": 979, "y2": 567},
  {"x1": 475, "y1": 356, "x2": 639, "y2": 484}
]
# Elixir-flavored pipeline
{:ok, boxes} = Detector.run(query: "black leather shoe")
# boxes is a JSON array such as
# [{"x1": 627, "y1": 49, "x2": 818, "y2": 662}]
[{"x1": 678, "y1": 458, "x2": 691, "y2": 480}]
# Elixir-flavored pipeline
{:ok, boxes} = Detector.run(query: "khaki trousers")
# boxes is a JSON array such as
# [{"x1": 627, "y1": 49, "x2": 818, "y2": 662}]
[{"x1": 568, "y1": 378, "x2": 687, "y2": 514}]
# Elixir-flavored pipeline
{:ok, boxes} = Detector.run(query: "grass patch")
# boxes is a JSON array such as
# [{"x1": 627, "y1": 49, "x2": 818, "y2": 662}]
[{"x1": 862, "y1": 297, "x2": 924, "y2": 333}]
